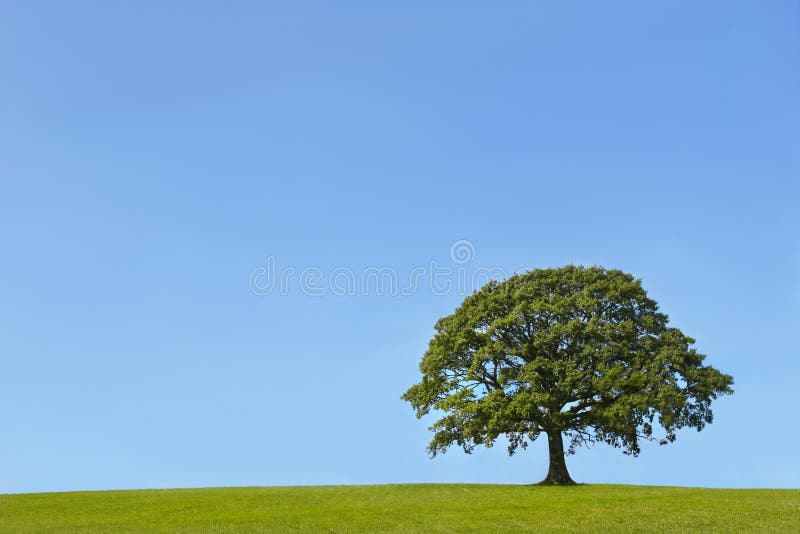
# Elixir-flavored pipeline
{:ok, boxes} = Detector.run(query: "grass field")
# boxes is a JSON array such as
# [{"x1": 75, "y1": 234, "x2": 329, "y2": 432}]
[{"x1": 1, "y1": 484, "x2": 798, "y2": 533}]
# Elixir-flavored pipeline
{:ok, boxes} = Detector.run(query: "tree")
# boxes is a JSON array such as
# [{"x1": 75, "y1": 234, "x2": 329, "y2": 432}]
[{"x1": 402, "y1": 266, "x2": 733, "y2": 485}]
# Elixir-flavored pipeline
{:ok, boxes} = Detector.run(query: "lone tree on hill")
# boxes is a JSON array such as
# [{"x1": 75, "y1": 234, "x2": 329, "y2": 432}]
[{"x1": 402, "y1": 266, "x2": 733, "y2": 485}]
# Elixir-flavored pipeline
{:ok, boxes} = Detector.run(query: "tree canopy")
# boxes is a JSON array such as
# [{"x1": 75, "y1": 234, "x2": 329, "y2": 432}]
[{"x1": 402, "y1": 266, "x2": 733, "y2": 484}]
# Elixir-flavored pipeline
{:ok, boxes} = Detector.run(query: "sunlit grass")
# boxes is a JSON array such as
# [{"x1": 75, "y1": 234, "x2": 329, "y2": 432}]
[{"x1": 2, "y1": 484, "x2": 798, "y2": 533}]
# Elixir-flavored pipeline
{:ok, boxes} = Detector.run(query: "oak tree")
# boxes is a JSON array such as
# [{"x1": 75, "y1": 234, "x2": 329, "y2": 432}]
[{"x1": 402, "y1": 266, "x2": 733, "y2": 484}]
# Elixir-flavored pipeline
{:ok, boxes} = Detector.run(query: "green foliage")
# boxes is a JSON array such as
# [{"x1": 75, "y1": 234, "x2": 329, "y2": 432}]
[
  {"x1": 2, "y1": 485, "x2": 798, "y2": 532},
  {"x1": 402, "y1": 266, "x2": 733, "y2": 458}
]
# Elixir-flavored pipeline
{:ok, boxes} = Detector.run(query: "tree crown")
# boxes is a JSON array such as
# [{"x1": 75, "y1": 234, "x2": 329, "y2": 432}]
[{"x1": 402, "y1": 265, "x2": 733, "y2": 457}]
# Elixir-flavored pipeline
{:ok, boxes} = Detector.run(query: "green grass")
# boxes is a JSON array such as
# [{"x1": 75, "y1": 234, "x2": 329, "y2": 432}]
[{"x1": 1, "y1": 484, "x2": 798, "y2": 533}]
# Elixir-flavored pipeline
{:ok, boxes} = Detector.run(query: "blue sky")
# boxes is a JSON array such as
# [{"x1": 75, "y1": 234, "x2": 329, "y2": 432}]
[{"x1": 1, "y1": 1, "x2": 798, "y2": 493}]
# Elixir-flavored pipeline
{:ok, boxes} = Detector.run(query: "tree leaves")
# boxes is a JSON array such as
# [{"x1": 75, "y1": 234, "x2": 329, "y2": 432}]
[{"x1": 402, "y1": 265, "x2": 734, "y2": 458}]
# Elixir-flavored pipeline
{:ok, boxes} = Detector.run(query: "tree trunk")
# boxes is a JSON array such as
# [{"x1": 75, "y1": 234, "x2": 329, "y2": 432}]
[{"x1": 538, "y1": 431, "x2": 576, "y2": 485}]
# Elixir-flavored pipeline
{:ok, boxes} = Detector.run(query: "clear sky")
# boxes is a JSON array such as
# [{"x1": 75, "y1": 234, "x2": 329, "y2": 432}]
[{"x1": 1, "y1": 1, "x2": 798, "y2": 493}]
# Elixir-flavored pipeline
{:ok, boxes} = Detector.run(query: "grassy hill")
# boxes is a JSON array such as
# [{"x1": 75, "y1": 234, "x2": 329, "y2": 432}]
[{"x1": 1, "y1": 484, "x2": 798, "y2": 532}]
